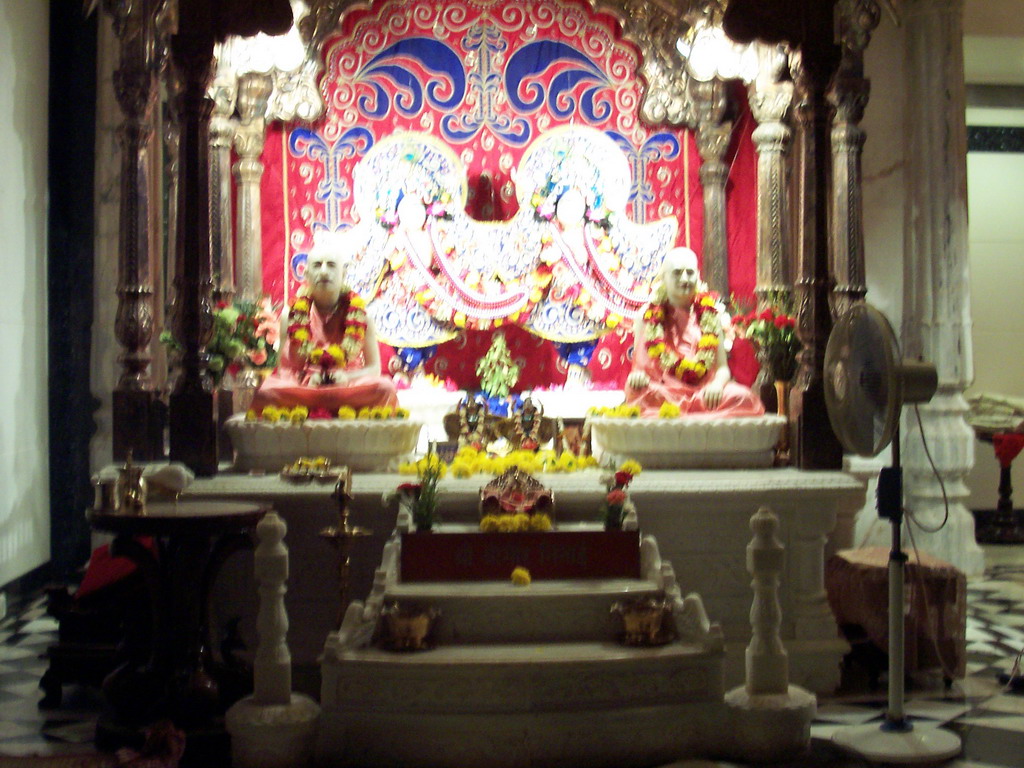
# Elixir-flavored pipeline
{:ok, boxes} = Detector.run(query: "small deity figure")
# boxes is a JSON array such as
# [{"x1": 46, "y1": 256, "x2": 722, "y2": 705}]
[
  {"x1": 250, "y1": 252, "x2": 398, "y2": 413},
  {"x1": 443, "y1": 394, "x2": 497, "y2": 451},
  {"x1": 499, "y1": 396, "x2": 557, "y2": 451},
  {"x1": 625, "y1": 247, "x2": 763, "y2": 418}
]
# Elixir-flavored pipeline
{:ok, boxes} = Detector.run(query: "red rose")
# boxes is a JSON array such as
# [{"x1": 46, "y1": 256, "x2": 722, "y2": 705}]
[
  {"x1": 784, "y1": 316, "x2": 797, "y2": 328},
  {"x1": 758, "y1": 308, "x2": 774, "y2": 321},
  {"x1": 614, "y1": 470, "x2": 633, "y2": 487},
  {"x1": 774, "y1": 315, "x2": 788, "y2": 328},
  {"x1": 606, "y1": 489, "x2": 628, "y2": 506},
  {"x1": 397, "y1": 483, "x2": 421, "y2": 495}
]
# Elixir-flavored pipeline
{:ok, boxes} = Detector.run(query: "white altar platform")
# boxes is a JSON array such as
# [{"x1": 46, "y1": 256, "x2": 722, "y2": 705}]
[{"x1": 188, "y1": 467, "x2": 864, "y2": 694}]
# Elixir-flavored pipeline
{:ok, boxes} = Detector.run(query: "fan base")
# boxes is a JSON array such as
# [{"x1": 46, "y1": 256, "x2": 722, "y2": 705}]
[{"x1": 832, "y1": 722, "x2": 961, "y2": 764}]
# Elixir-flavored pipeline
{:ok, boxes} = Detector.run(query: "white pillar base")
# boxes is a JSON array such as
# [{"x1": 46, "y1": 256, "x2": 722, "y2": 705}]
[
  {"x1": 721, "y1": 684, "x2": 816, "y2": 763},
  {"x1": 226, "y1": 693, "x2": 321, "y2": 768}
]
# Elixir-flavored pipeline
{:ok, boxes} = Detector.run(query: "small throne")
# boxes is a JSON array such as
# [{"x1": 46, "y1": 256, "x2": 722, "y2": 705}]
[{"x1": 479, "y1": 467, "x2": 554, "y2": 517}]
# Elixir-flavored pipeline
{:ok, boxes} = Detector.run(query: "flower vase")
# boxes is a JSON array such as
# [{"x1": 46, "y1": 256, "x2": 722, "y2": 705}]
[
  {"x1": 774, "y1": 379, "x2": 791, "y2": 466},
  {"x1": 233, "y1": 367, "x2": 262, "y2": 414}
]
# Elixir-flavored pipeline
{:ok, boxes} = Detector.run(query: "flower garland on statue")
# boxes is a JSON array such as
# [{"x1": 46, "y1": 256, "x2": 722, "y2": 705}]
[
  {"x1": 642, "y1": 291, "x2": 722, "y2": 385},
  {"x1": 287, "y1": 289, "x2": 367, "y2": 382}
]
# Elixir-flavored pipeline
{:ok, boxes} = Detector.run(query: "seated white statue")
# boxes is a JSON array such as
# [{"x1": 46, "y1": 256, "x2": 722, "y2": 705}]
[
  {"x1": 251, "y1": 253, "x2": 397, "y2": 413},
  {"x1": 625, "y1": 247, "x2": 763, "y2": 418}
]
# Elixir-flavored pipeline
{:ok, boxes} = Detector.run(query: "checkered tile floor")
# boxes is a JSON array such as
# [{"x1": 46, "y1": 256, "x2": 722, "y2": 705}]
[{"x1": 1, "y1": 549, "x2": 1022, "y2": 765}]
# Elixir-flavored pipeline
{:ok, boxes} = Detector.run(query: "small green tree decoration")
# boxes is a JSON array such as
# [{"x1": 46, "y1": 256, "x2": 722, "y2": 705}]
[{"x1": 476, "y1": 332, "x2": 520, "y2": 399}]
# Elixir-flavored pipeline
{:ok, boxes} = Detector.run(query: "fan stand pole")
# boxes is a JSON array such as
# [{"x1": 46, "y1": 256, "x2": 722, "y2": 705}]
[{"x1": 833, "y1": 432, "x2": 962, "y2": 763}]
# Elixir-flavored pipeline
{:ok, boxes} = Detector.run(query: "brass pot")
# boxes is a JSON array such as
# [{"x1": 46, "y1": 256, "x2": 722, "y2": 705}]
[
  {"x1": 380, "y1": 603, "x2": 439, "y2": 651},
  {"x1": 611, "y1": 598, "x2": 672, "y2": 646}
]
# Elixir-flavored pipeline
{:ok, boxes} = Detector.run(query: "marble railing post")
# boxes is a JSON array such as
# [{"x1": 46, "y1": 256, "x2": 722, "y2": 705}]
[
  {"x1": 900, "y1": 0, "x2": 983, "y2": 575},
  {"x1": 209, "y1": 79, "x2": 237, "y2": 306},
  {"x1": 693, "y1": 80, "x2": 733, "y2": 298},
  {"x1": 828, "y1": 0, "x2": 881, "y2": 320},
  {"x1": 106, "y1": 0, "x2": 165, "y2": 461},
  {"x1": 788, "y1": 33, "x2": 844, "y2": 470},
  {"x1": 233, "y1": 73, "x2": 273, "y2": 304},
  {"x1": 168, "y1": 3, "x2": 219, "y2": 475},
  {"x1": 748, "y1": 75, "x2": 794, "y2": 305}
]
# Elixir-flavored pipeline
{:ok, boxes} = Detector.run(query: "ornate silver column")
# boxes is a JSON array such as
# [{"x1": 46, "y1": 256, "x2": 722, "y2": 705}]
[
  {"x1": 209, "y1": 77, "x2": 237, "y2": 305},
  {"x1": 693, "y1": 80, "x2": 733, "y2": 297},
  {"x1": 106, "y1": 0, "x2": 167, "y2": 461},
  {"x1": 828, "y1": 0, "x2": 881, "y2": 320},
  {"x1": 748, "y1": 71, "x2": 793, "y2": 304},
  {"x1": 900, "y1": 0, "x2": 983, "y2": 574},
  {"x1": 233, "y1": 72, "x2": 273, "y2": 304}
]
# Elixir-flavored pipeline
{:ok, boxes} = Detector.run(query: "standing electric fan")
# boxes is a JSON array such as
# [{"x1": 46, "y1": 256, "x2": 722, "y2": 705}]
[{"x1": 823, "y1": 304, "x2": 961, "y2": 763}]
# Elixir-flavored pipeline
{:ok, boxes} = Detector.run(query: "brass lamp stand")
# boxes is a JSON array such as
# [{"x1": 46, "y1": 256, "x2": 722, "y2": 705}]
[{"x1": 319, "y1": 470, "x2": 371, "y2": 629}]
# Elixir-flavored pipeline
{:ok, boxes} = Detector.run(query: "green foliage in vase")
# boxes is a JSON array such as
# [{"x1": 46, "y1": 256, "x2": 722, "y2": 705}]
[
  {"x1": 475, "y1": 331, "x2": 521, "y2": 400},
  {"x1": 160, "y1": 299, "x2": 279, "y2": 386}
]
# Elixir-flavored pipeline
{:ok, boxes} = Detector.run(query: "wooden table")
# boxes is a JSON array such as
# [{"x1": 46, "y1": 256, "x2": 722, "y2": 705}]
[{"x1": 88, "y1": 500, "x2": 266, "y2": 736}]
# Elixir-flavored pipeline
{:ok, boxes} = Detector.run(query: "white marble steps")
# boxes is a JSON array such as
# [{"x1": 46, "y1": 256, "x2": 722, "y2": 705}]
[
  {"x1": 385, "y1": 578, "x2": 662, "y2": 644},
  {"x1": 319, "y1": 640, "x2": 726, "y2": 768}
]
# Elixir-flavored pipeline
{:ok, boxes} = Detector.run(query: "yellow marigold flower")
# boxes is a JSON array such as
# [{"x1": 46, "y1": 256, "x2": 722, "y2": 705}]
[
  {"x1": 290, "y1": 406, "x2": 309, "y2": 424},
  {"x1": 450, "y1": 459, "x2": 474, "y2": 478},
  {"x1": 262, "y1": 407, "x2": 281, "y2": 423},
  {"x1": 245, "y1": 409, "x2": 258, "y2": 422},
  {"x1": 479, "y1": 515, "x2": 501, "y2": 532},
  {"x1": 606, "y1": 313, "x2": 622, "y2": 329},
  {"x1": 357, "y1": 407, "x2": 372, "y2": 419},
  {"x1": 337, "y1": 406, "x2": 356, "y2": 420},
  {"x1": 699, "y1": 334, "x2": 720, "y2": 348},
  {"x1": 397, "y1": 462, "x2": 418, "y2": 475},
  {"x1": 530, "y1": 193, "x2": 542, "y2": 208},
  {"x1": 648, "y1": 342, "x2": 665, "y2": 358},
  {"x1": 350, "y1": 295, "x2": 366, "y2": 309},
  {"x1": 579, "y1": 455, "x2": 599, "y2": 468},
  {"x1": 292, "y1": 328, "x2": 310, "y2": 342},
  {"x1": 512, "y1": 513, "x2": 531, "y2": 532},
  {"x1": 530, "y1": 513, "x2": 553, "y2": 532},
  {"x1": 497, "y1": 514, "x2": 516, "y2": 533},
  {"x1": 530, "y1": 288, "x2": 544, "y2": 304},
  {"x1": 308, "y1": 347, "x2": 324, "y2": 364},
  {"x1": 511, "y1": 567, "x2": 531, "y2": 586},
  {"x1": 556, "y1": 452, "x2": 578, "y2": 472},
  {"x1": 327, "y1": 343, "x2": 345, "y2": 360},
  {"x1": 618, "y1": 459, "x2": 643, "y2": 476},
  {"x1": 456, "y1": 445, "x2": 480, "y2": 460},
  {"x1": 453, "y1": 312, "x2": 466, "y2": 328},
  {"x1": 694, "y1": 362, "x2": 707, "y2": 377},
  {"x1": 291, "y1": 298, "x2": 310, "y2": 313},
  {"x1": 700, "y1": 296, "x2": 716, "y2": 308},
  {"x1": 658, "y1": 402, "x2": 681, "y2": 419},
  {"x1": 395, "y1": 406, "x2": 410, "y2": 419}
]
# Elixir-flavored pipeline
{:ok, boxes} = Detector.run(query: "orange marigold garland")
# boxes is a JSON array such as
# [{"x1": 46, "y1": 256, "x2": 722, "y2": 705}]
[
  {"x1": 287, "y1": 290, "x2": 368, "y2": 380},
  {"x1": 642, "y1": 292, "x2": 722, "y2": 385}
]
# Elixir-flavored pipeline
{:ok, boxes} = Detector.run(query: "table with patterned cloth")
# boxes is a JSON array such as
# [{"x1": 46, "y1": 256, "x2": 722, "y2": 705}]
[{"x1": 825, "y1": 547, "x2": 966, "y2": 679}]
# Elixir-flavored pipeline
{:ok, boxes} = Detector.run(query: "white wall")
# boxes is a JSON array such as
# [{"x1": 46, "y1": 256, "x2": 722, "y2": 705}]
[
  {"x1": 0, "y1": 0, "x2": 50, "y2": 586},
  {"x1": 964, "y1": 106, "x2": 1024, "y2": 511}
]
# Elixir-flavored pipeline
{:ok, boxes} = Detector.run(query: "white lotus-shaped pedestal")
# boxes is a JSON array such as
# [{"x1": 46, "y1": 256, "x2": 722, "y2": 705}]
[
  {"x1": 589, "y1": 415, "x2": 787, "y2": 469},
  {"x1": 225, "y1": 414, "x2": 424, "y2": 472}
]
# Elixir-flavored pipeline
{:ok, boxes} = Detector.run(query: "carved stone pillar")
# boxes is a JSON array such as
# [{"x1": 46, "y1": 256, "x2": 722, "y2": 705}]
[
  {"x1": 693, "y1": 80, "x2": 732, "y2": 297},
  {"x1": 788, "y1": 39, "x2": 844, "y2": 471},
  {"x1": 748, "y1": 77, "x2": 794, "y2": 304},
  {"x1": 233, "y1": 72, "x2": 273, "y2": 303},
  {"x1": 828, "y1": 0, "x2": 881, "y2": 320},
  {"x1": 209, "y1": 78, "x2": 237, "y2": 305},
  {"x1": 900, "y1": 0, "x2": 983, "y2": 574},
  {"x1": 107, "y1": 0, "x2": 165, "y2": 461},
  {"x1": 168, "y1": 9, "x2": 218, "y2": 476}
]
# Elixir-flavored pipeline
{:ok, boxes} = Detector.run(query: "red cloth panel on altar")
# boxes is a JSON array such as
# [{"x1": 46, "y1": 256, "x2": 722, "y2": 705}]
[{"x1": 257, "y1": 0, "x2": 758, "y2": 389}]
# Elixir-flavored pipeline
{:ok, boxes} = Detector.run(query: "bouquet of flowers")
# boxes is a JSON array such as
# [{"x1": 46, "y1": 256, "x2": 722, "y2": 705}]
[
  {"x1": 394, "y1": 448, "x2": 446, "y2": 532},
  {"x1": 733, "y1": 298, "x2": 800, "y2": 383},
  {"x1": 160, "y1": 298, "x2": 279, "y2": 386},
  {"x1": 599, "y1": 460, "x2": 642, "y2": 530}
]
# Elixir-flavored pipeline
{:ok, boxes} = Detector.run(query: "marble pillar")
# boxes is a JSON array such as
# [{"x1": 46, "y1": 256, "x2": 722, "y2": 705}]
[
  {"x1": 828, "y1": 0, "x2": 881, "y2": 321},
  {"x1": 233, "y1": 73, "x2": 273, "y2": 304},
  {"x1": 899, "y1": 0, "x2": 983, "y2": 575},
  {"x1": 209, "y1": 78, "x2": 237, "y2": 306},
  {"x1": 748, "y1": 69, "x2": 794, "y2": 304},
  {"x1": 106, "y1": 0, "x2": 166, "y2": 461},
  {"x1": 693, "y1": 80, "x2": 732, "y2": 298}
]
